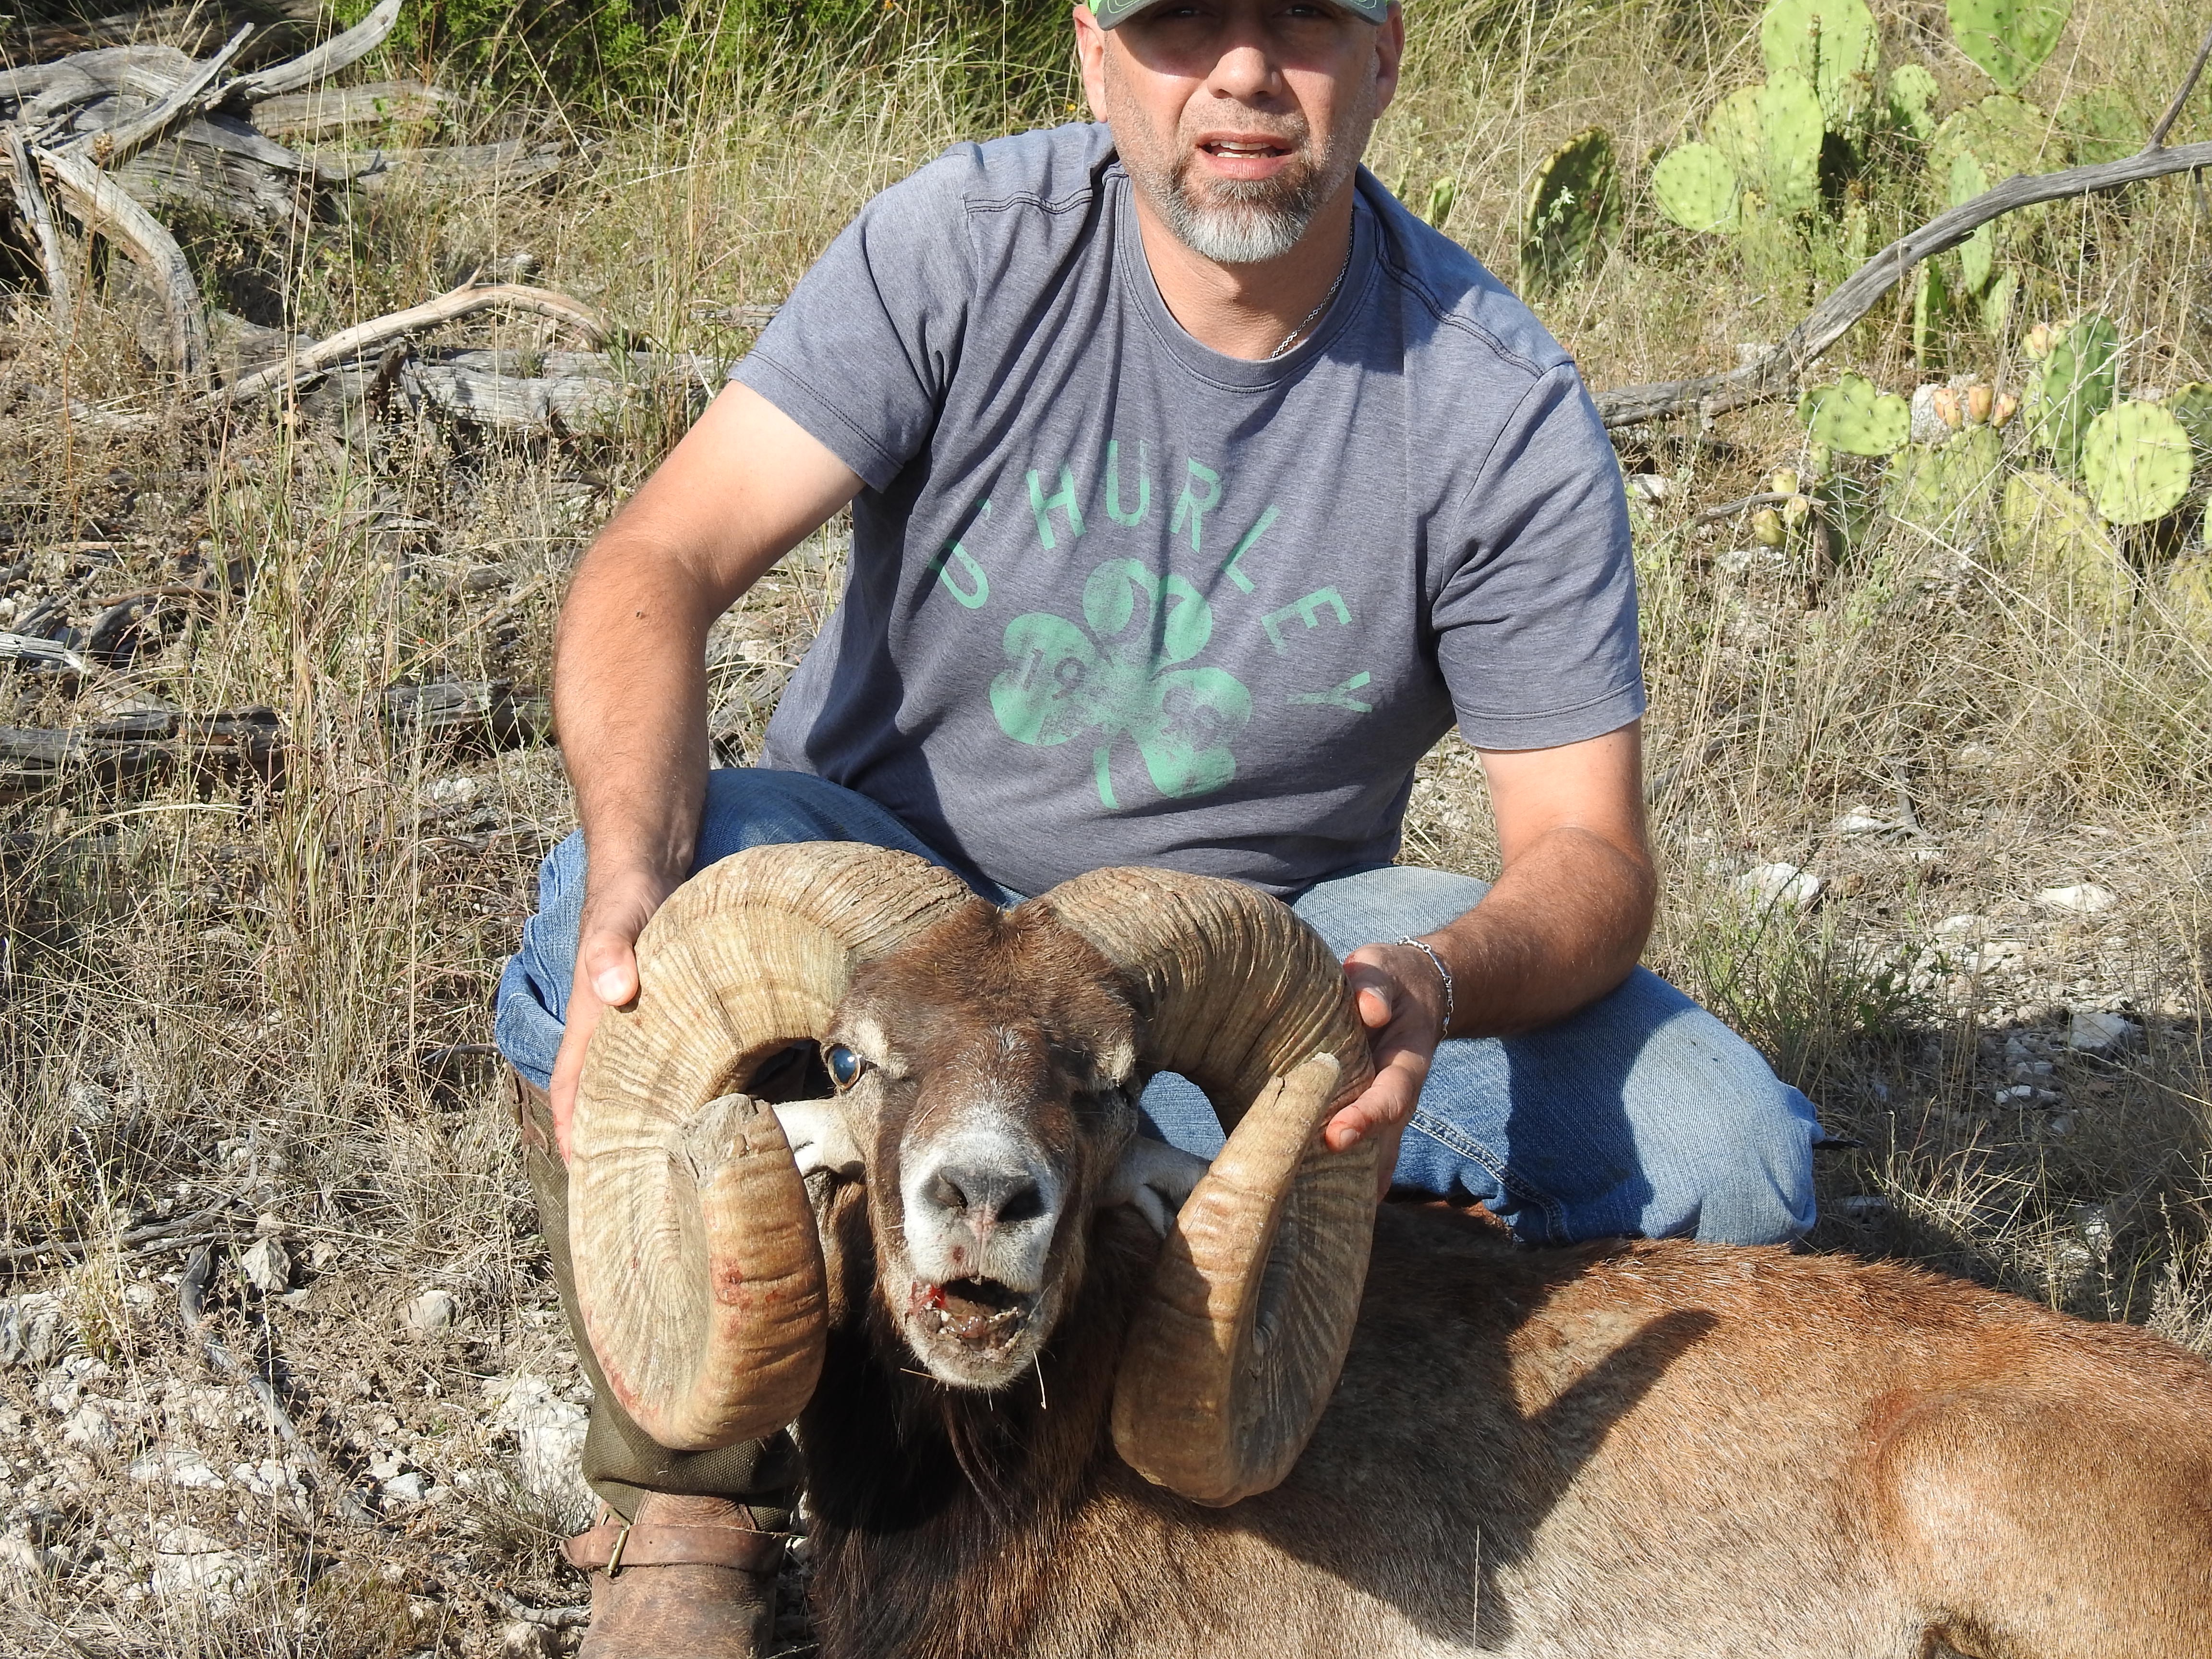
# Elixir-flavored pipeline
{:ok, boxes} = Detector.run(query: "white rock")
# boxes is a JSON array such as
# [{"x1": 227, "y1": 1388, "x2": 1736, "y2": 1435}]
[
  {"x1": 2037, "y1": 883, "x2": 2117, "y2": 914},
  {"x1": 150, "y1": 1527, "x2": 254, "y2": 1604},
  {"x1": 240, "y1": 1236, "x2": 292, "y2": 1296},
  {"x1": 500, "y1": 1622, "x2": 561, "y2": 1659},
  {"x1": 1738, "y1": 862, "x2": 1824, "y2": 910},
  {"x1": 1910, "y1": 383, "x2": 1954, "y2": 445},
  {"x1": 1830, "y1": 810, "x2": 1893, "y2": 836},
  {"x1": 60, "y1": 1404, "x2": 116, "y2": 1454},
  {"x1": 0, "y1": 1295, "x2": 68, "y2": 1370},
  {"x1": 1625, "y1": 473, "x2": 1673, "y2": 505},
  {"x1": 128, "y1": 1446, "x2": 225, "y2": 1490},
  {"x1": 2068, "y1": 1010, "x2": 2140, "y2": 1052},
  {"x1": 401, "y1": 1290, "x2": 457, "y2": 1335},
  {"x1": 1934, "y1": 914, "x2": 1984, "y2": 936},
  {"x1": 379, "y1": 1472, "x2": 428, "y2": 1507},
  {"x1": 0, "y1": 1535, "x2": 58, "y2": 1579},
  {"x1": 1837, "y1": 1194, "x2": 1889, "y2": 1222},
  {"x1": 232, "y1": 1458, "x2": 305, "y2": 1499},
  {"x1": 486, "y1": 1373, "x2": 593, "y2": 1522}
]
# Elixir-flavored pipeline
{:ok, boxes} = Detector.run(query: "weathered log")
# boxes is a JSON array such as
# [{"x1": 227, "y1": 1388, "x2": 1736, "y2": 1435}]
[
  {"x1": 252, "y1": 79, "x2": 452, "y2": 139},
  {"x1": 56, "y1": 22, "x2": 250, "y2": 169},
  {"x1": 0, "y1": 709, "x2": 283, "y2": 799},
  {"x1": 305, "y1": 135, "x2": 563, "y2": 191},
  {"x1": 1, "y1": 45, "x2": 195, "y2": 118},
  {"x1": 2, "y1": 126, "x2": 73, "y2": 333},
  {"x1": 3, "y1": 3, "x2": 317, "y2": 66},
  {"x1": 222, "y1": 0, "x2": 403, "y2": 106},
  {"x1": 117, "y1": 115, "x2": 314, "y2": 226},
  {"x1": 216, "y1": 279, "x2": 608, "y2": 405},
  {"x1": 403, "y1": 349, "x2": 731, "y2": 433},
  {"x1": 383, "y1": 680, "x2": 551, "y2": 748},
  {"x1": 33, "y1": 142, "x2": 209, "y2": 381}
]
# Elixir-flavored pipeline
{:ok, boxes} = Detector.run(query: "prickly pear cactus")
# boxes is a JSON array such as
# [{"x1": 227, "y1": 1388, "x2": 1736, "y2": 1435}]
[
  {"x1": 2165, "y1": 556, "x2": 2212, "y2": 642},
  {"x1": 1651, "y1": 143, "x2": 1741, "y2": 233},
  {"x1": 1705, "y1": 70, "x2": 1824, "y2": 216},
  {"x1": 1519, "y1": 127, "x2": 1621, "y2": 295},
  {"x1": 1425, "y1": 175, "x2": 1459, "y2": 230},
  {"x1": 1799, "y1": 373, "x2": 1911, "y2": 456},
  {"x1": 2056, "y1": 90, "x2": 2143, "y2": 164},
  {"x1": 2166, "y1": 383, "x2": 2212, "y2": 457},
  {"x1": 1887, "y1": 427, "x2": 2004, "y2": 536},
  {"x1": 1931, "y1": 96, "x2": 2061, "y2": 197},
  {"x1": 2080, "y1": 402, "x2": 2195, "y2": 527},
  {"x1": 2029, "y1": 313, "x2": 2119, "y2": 475},
  {"x1": 1888, "y1": 63, "x2": 1940, "y2": 140},
  {"x1": 1947, "y1": 0, "x2": 2072, "y2": 94},
  {"x1": 1950, "y1": 152, "x2": 1998, "y2": 293},
  {"x1": 2000, "y1": 469, "x2": 2132, "y2": 618},
  {"x1": 1759, "y1": 0, "x2": 1879, "y2": 132}
]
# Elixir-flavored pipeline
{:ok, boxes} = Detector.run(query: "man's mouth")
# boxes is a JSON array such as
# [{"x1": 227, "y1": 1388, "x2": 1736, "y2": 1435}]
[{"x1": 1194, "y1": 135, "x2": 1298, "y2": 180}]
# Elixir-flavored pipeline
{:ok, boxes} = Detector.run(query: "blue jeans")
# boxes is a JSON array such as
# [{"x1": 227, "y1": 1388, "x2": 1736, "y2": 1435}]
[{"x1": 495, "y1": 768, "x2": 1819, "y2": 1246}]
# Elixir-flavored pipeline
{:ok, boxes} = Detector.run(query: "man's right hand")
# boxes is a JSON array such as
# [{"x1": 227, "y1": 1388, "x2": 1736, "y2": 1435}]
[{"x1": 549, "y1": 870, "x2": 681, "y2": 1159}]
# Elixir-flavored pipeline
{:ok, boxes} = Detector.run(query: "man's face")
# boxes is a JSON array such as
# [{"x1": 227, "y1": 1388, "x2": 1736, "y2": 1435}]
[{"x1": 1076, "y1": 1, "x2": 1404, "y2": 266}]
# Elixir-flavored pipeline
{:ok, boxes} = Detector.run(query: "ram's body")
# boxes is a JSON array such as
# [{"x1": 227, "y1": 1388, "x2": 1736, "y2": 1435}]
[
  {"x1": 569, "y1": 845, "x2": 2212, "y2": 1659},
  {"x1": 802, "y1": 1194, "x2": 2212, "y2": 1659}
]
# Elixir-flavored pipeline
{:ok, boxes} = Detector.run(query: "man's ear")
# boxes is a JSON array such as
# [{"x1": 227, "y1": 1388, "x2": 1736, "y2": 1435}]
[
  {"x1": 1372, "y1": 2, "x2": 1406, "y2": 117},
  {"x1": 1073, "y1": 3, "x2": 1111, "y2": 121}
]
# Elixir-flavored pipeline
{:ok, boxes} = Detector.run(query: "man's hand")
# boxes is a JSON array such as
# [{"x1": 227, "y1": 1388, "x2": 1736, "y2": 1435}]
[
  {"x1": 548, "y1": 867, "x2": 681, "y2": 1160},
  {"x1": 1327, "y1": 941, "x2": 1450, "y2": 1197}
]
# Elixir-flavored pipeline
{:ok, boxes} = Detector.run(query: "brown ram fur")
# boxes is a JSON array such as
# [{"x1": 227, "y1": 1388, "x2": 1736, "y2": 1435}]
[{"x1": 780, "y1": 917, "x2": 2212, "y2": 1659}]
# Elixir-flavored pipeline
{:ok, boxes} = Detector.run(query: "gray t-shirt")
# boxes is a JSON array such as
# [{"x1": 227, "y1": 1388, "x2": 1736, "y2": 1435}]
[{"x1": 735, "y1": 122, "x2": 1640, "y2": 899}]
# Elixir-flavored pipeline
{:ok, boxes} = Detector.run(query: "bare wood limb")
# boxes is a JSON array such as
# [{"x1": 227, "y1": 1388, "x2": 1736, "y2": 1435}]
[
  {"x1": 215, "y1": 279, "x2": 609, "y2": 404},
  {"x1": 58, "y1": 23, "x2": 252, "y2": 171},
  {"x1": 0, "y1": 1202, "x2": 244, "y2": 1268},
  {"x1": 34, "y1": 143, "x2": 209, "y2": 383},
  {"x1": 252, "y1": 79, "x2": 453, "y2": 139},
  {"x1": 223, "y1": 0, "x2": 403, "y2": 106},
  {"x1": 1596, "y1": 140, "x2": 2212, "y2": 428},
  {"x1": 2149, "y1": 24, "x2": 2212, "y2": 149},
  {"x1": 2, "y1": 124, "x2": 73, "y2": 333}
]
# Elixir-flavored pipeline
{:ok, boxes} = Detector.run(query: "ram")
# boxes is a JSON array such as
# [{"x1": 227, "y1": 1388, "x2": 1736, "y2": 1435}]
[{"x1": 567, "y1": 842, "x2": 2212, "y2": 1659}]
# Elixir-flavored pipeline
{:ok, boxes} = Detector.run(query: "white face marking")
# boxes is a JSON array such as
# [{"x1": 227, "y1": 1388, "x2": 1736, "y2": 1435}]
[{"x1": 899, "y1": 1104, "x2": 1063, "y2": 1295}]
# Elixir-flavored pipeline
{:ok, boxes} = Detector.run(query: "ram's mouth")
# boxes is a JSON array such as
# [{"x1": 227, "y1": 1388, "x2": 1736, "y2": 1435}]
[{"x1": 910, "y1": 1276, "x2": 1035, "y2": 1354}]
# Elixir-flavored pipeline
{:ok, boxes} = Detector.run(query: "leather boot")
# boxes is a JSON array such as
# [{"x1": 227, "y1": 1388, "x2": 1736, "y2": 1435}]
[{"x1": 563, "y1": 1493, "x2": 787, "y2": 1658}]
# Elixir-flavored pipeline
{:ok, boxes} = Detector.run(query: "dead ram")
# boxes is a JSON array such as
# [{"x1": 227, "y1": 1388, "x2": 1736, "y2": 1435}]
[{"x1": 567, "y1": 842, "x2": 2212, "y2": 1659}]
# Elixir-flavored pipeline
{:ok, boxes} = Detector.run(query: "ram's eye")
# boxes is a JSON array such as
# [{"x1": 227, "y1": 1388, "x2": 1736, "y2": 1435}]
[{"x1": 825, "y1": 1045, "x2": 865, "y2": 1090}]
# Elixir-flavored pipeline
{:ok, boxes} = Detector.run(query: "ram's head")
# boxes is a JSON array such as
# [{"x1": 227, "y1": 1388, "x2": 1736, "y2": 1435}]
[{"x1": 566, "y1": 843, "x2": 1377, "y2": 1506}]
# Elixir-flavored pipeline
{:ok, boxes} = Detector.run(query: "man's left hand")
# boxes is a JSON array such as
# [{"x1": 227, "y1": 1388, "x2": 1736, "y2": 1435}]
[{"x1": 1328, "y1": 942, "x2": 1450, "y2": 1197}]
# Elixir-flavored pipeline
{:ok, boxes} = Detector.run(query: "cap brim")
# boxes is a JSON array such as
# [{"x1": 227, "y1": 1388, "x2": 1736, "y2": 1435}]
[{"x1": 1088, "y1": 0, "x2": 1390, "y2": 24}]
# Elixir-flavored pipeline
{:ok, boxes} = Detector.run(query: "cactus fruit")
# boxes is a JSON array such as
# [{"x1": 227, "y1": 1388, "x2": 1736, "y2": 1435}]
[
  {"x1": 1965, "y1": 385, "x2": 1995, "y2": 425},
  {"x1": 2029, "y1": 313, "x2": 2119, "y2": 475},
  {"x1": 2023, "y1": 321, "x2": 2058, "y2": 360},
  {"x1": 1992, "y1": 392, "x2": 2019, "y2": 428},
  {"x1": 1805, "y1": 442, "x2": 1833, "y2": 479},
  {"x1": 1752, "y1": 507, "x2": 1788, "y2": 547},
  {"x1": 1888, "y1": 63, "x2": 1940, "y2": 140},
  {"x1": 1947, "y1": 0, "x2": 2073, "y2": 95},
  {"x1": 2080, "y1": 402, "x2": 2195, "y2": 527},
  {"x1": 2000, "y1": 469, "x2": 2132, "y2": 618},
  {"x1": 1519, "y1": 128, "x2": 1622, "y2": 295},
  {"x1": 1651, "y1": 142, "x2": 1741, "y2": 233},
  {"x1": 2056, "y1": 90, "x2": 2143, "y2": 164},
  {"x1": 1800, "y1": 373, "x2": 1911, "y2": 456},
  {"x1": 1782, "y1": 493, "x2": 1813, "y2": 527},
  {"x1": 1760, "y1": 0, "x2": 1880, "y2": 132},
  {"x1": 1888, "y1": 427, "x2": 2004, "y2": 536}
]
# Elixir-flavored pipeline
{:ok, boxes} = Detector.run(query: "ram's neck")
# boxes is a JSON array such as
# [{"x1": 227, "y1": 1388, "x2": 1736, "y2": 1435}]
[{"x1": 798, "y1": 1208, "x2": 1156, "y2": 1659}]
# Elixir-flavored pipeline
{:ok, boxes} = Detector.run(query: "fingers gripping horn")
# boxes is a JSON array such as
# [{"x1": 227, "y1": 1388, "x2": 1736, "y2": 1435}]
[
  {"x1": 568, "y1": 842, "x2": 980, "y2": 1451},
  {"x1": 1037, "y1": 869, "x2": 1377, "y2": 1506}
]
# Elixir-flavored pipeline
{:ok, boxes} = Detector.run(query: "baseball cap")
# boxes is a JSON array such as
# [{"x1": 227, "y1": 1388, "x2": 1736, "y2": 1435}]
[{"x1": 1087, "y1": 0, "x2": 1392, "y2": 24}]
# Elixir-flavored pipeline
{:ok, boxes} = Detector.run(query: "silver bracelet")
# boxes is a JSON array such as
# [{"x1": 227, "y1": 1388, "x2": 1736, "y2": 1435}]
[{"x1": 1395, "y1": 935, "x2": 1454, "y2": 1042}]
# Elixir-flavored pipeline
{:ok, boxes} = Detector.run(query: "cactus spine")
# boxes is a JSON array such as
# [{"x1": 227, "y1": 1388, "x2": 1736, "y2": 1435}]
[{"x1": 1759, "y1": 0, "x2": 1879, "y2": 133}]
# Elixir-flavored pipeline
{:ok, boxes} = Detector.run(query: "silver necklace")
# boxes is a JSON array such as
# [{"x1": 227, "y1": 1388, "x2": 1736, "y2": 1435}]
[{"x1": 1265, "y1": 231, "x2": 1354, "y2": 361}]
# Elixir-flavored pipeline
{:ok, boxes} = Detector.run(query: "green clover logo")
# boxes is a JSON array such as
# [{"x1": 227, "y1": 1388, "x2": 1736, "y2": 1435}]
[{"x1": 990, "y1": 558, "x2": 1252, "y2": 806}]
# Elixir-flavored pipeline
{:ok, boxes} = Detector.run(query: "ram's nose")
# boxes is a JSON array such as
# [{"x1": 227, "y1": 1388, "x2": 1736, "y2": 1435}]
[{"x1": 903, "y1": 1134, "x2": 1063, "y2": 1289}]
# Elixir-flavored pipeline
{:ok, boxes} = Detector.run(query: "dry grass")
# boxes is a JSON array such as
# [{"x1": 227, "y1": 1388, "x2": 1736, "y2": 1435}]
[{"x1": 0, "y1": 0, "x2": 2207, "y2": 1651}]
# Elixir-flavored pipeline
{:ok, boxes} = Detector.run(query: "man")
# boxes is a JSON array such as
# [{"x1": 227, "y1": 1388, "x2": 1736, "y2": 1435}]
[{"x1": 493, "y1": 2, "x2": 1821, "y2": 1652}]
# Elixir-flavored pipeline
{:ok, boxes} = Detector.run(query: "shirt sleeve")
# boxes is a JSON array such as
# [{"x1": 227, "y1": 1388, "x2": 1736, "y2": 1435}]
[
  {"x1": 1430, "y1": 363, "x2": 1646, "y2": 751},
  {"x1": 732, "y1": 147, "x2": 977, "y2": 492}
]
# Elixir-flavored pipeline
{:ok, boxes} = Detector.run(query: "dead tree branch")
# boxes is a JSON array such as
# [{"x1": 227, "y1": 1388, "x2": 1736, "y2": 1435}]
[
  {"x1": 33, "y1": 142, "x2": 208, "y2": 382},
  {"x1": 2, "y1": 125, "x2": 72, "y2": 332},
  {"x1": 56, "y1": 22, "x2": 250, "y2": 169},
  {"x1": 215, "y1": 279, "x2": 610, "y2": 405},
  {"x1": 2148, "y1": 24, "x2": 2212, "y2": 150},
  {"x1": 222, "y1": 0, "x2": 404, "y2": 106}
]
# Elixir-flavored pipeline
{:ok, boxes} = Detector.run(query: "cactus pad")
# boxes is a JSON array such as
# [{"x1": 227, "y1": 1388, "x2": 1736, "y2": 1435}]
[
  {"x1": 2080, "y1": 402, "x2": 2195, "y2": 527},
  {"x1": 1887, "y1": 427, "x2": 2004, "y2": 536},
  {"x1": 1760, "y1": 0, "x2": 1879, "y2": 132},
  {"x1": 1798, "y1": 372, "x2": 1911, "y2": 455},
  {"x1": 1947, "y1": 0, "x2": 2072, "y2": 94},
  {"x1": 2000, "y1": 470, "x2": 2132, "y2": 618},
  {"x1": 2056, "y1": 90, "x2": 2143, "y2": 164},
  {"x1": 1704, "y1": 72, "x2": 1823, "y2": 216},
  {"x1": 1519, "y1": 127, "x2": 1622, "y2": 294},
  {"x1": 2165, "y1": 556, "x2": 2212, "y2": 642},
  {"x1": 1888, "y1": 64, "x2": 1940, "y2": 140},
  {"x1": 1931, "y1": 96, "x2": 2060, "y2": 195},
  {"x1": 1651, "y1": 143, "x2": 1741, "y2": 233},
  {"x1": 2165, "y1": 383, "x2": 2212, "y2": 458},
  {"x1": 2030, "y1": 313, "x2": 2119, "y2": 475}
]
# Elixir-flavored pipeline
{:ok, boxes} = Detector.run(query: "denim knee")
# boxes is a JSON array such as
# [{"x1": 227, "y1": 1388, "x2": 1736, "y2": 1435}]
[{"x1": 1643, "y1": 1068, "x2": 1819, "y2": 1246}]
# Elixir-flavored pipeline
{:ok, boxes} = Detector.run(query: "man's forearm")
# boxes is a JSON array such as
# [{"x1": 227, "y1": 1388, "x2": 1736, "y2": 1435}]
[{"x1": 1420, "y1": 825, "x2": 1656, "y2": 1039}]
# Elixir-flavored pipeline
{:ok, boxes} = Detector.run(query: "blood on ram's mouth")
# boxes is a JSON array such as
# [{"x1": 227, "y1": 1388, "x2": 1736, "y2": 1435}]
[{"x1": 913, "y1": 1276, "x2": 1031, "y2": 1348}]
